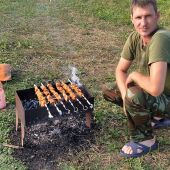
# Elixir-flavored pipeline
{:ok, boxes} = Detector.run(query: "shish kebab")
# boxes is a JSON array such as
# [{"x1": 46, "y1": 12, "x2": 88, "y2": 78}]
[
  {"x1": 56, "y1": 82, "x2": 78, "y2": 112},
  {"x1": 47, "y1": 83, "x2": 71, "y2": 114},
  {"x1": 34, "y1": 84, "x2": 54, "y2": 118},
  {"x1": 40, "y1": 83, "x2": 62, "y2": 115},
  {"x1": 60, "y1": 81, "x2": 88, "y2": 110},
  {"x1": 68, "y1": 79, "x2": 93, "y2": 109}
]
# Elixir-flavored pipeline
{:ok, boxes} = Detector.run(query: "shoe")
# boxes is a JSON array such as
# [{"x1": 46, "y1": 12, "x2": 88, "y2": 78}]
[
  {"x1": 120, "y1": 140, "x2": 158, "y2": 158},
  {"x1": 102, "y1": 85, "x2": 123, "y2": 107},
  {"x1": 152, "y1": 118, "x2": 170, "y2": 129}
]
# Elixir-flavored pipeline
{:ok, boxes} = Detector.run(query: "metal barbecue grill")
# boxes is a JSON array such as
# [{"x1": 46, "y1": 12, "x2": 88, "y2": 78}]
[{"x1": 15, "y1": 80, "x2": 94, "y2": 146}]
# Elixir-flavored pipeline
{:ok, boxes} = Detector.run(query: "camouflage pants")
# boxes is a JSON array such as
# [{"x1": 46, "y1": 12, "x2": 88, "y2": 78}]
[{"x1": 125, "y1": 85, "x2": 170, "y2": 142}]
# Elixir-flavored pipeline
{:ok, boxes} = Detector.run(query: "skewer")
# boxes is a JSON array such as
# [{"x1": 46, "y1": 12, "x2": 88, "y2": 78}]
[
  {"x1": 41, "y1": 83, "x2": 62, "y2": 115},
  {"x1": 56, "y1": 82, "x2": 78, "y2": 113},
  {"x1": 34, "y1": 84, "x2": 54, "y2": 118},
  {"x1": 60, "y1": 81, "x2": 90, "y2": 112},
  {"x1": 54, "y1": 104, "x2": 62, "y2": 115},
  {"x1": 47, "y1": 82, "x2": 70, "y2": 114},
  {"x1": 76, "y1": 98, "x2": 88, "y2": 110},
  {"x1": 68, "y1": 100, "x2": 78, "y2": 112},
  {"x1": 45, "y1": 104, "x2": 53, "y2": 118},
  {"x1": 68, "y1": 79, "x2": 93, "y2": 109},
  {"x1": 82, "y1": 96, "x2": 93, "y2": 109},
  {"x1": 60, "y1": 101, "x2": 70, "y2": 114}
]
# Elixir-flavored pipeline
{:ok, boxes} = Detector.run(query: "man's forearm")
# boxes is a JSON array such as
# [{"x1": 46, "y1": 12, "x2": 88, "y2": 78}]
[
  {"x1": 115, "y1": 57, "x2": 132, "y2": 99},
  {"x1": 116, "y1": 70, "x2": 128, "y2": 99},
  {"x1": 127, "y1": 70, "x2": 165, "y2": 96}
]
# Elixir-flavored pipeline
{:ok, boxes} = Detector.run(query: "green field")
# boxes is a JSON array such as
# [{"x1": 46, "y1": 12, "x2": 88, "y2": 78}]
[{"x1": 0, "y1": 0, "x2": 170, "y2": 169}]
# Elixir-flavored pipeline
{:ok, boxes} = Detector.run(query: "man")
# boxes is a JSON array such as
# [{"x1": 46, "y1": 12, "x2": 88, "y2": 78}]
[{"x1": 103, "y1": 0, "x2": 170, "y2": 158}]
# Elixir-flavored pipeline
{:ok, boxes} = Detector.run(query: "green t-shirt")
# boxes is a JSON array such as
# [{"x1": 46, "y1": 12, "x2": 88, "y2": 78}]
[{"x1": 121, "y1": 28, "x2": 170, "y2": 95}]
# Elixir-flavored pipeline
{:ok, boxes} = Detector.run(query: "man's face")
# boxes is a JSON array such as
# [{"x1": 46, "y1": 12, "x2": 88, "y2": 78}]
[{"x1": 131, "y1": 4, "x2": 159, "y2": 37}]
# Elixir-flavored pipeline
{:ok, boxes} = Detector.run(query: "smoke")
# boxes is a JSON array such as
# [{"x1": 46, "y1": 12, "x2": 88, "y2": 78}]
[{"x1": 69, "y1": 66, "x2": 82, "y2": 86}]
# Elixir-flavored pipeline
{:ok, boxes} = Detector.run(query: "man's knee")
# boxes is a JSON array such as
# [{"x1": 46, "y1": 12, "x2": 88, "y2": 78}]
[{"x1": 125, "y1": 85, "x2": 146, "y2": 106}]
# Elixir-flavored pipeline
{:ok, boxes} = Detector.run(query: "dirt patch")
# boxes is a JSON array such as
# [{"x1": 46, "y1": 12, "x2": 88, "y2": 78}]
[
  {"x1": 3, "y1": 1, "x2": 129, "y2": 169},
  {"x1": 11, "y1": 112, "x2": 99, "y2": 170}
]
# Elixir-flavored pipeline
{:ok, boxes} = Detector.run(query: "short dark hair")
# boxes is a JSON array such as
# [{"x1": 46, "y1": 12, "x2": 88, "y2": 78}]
[{"x1": 131, "y1": 0, "x2": 157, "y2": 15}]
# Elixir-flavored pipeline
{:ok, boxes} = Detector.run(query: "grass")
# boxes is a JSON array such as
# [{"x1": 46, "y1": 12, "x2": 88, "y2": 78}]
[{"x1": 0, "y1": 0, "x2": 170, "y2": 169}]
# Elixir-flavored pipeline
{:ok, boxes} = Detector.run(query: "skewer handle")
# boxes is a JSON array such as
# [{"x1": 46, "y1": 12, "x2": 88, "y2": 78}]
[
  {"x1": 69, "y1": 100, "x2": 78, "y2": 112},
  {"x1": 76, "y1": 98, "x2": 88, "y2": 110},
  {"x1": 60, "y1": 101, "x2": 70, "y2": 114},
  {"x1": 82, "y1": 95, "x2": 93, "y2": 108},
  {"x1": 45, "y1": 104, "x2": 53, "y2": 118},
  {"x1": 54, "y1": 104, "x2": 62, "y2": 115}
]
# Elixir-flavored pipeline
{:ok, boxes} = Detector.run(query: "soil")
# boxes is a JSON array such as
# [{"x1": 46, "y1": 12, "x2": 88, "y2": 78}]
[
  {"x1": 2, "y1": 1, "x2": 170, "y2": 170},
  {"x1": 11, "y1": 112, "x2": 99, "y2": 170},
  {"x1": 7, "y1": 1, "x2": 126, "y2": 169}
]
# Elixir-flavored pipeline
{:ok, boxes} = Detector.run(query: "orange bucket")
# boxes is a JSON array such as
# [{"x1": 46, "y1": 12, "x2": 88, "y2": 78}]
[{"x1": 0, "y1": 64, "x2": 11, "y2": 81}]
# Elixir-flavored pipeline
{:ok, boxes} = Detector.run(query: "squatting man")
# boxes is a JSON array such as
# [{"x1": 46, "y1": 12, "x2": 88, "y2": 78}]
[{"x1": 103, "y1": 0, "x2": 170, "y2": 158}]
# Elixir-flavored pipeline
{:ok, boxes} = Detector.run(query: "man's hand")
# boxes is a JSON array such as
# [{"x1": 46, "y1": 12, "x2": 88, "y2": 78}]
[{"x1": 125, "y1": 72, "x2": 135, "y2": 88}]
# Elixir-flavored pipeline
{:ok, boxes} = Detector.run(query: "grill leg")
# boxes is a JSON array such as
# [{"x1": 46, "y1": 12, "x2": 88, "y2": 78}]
[
  {"x1": 16, "y1": 108, "x2": 19, "y2": 131},
  {"x1": 85, "y1": 112, "x2": 91, "y2": 128},
  {"x1": 21, "y1": 122, "x2": 25, "y2": 147}
]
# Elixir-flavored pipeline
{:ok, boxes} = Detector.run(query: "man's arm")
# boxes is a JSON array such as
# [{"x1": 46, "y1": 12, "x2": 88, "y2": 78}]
[
  {"x1": 115, "y1": 57, "x2": 132, "y2": 100},
  {"x1": 126, "y1": 61, "x2": 167, "y2": 96}
]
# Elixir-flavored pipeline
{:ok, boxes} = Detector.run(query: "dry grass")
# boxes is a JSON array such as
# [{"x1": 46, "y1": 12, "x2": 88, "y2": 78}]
[{"x1": 1, "y1": 0, "x2": 170, "y2": 169}]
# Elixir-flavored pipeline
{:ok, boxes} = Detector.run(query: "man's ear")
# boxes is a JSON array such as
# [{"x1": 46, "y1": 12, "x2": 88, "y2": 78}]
[
  {"x1": 131, "y1": 15, "x2": 134, "y2": 24},
  {"x1": 157, "y1": 11, "x2": 160, "y2": 21}
]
